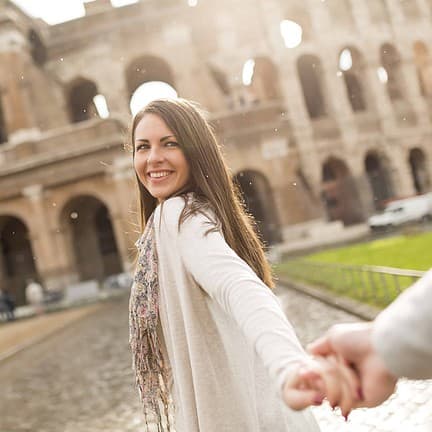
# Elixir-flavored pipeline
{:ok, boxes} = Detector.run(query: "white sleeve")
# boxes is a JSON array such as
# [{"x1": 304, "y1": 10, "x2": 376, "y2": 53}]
[
  {"x1": 372, "y1": 269, "x2": 432, "y2": 379},
  {"x1": 170, "y1": 209, "x2": 308, "y2": 394}
]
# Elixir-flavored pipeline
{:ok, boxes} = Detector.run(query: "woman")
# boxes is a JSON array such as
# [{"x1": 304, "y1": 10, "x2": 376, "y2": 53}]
[{"x1": 128, "y1": 98, "x2": 355, "y2": 431}]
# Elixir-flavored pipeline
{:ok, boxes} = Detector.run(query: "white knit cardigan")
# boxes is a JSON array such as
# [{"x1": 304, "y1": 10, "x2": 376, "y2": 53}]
[{"x1": 153, "y1": 196, "x2": 320, "y2": 432}]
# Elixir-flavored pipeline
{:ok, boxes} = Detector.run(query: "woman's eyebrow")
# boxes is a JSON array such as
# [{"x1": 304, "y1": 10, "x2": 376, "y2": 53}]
[{"x1": 135, "y1": 135, "x2": 176, "y2": 143}]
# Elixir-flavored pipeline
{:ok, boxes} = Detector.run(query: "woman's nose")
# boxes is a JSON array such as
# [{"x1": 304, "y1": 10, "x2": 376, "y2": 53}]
[{"x1": 147, "y1": 146, "x2": 164, "y2": 164}]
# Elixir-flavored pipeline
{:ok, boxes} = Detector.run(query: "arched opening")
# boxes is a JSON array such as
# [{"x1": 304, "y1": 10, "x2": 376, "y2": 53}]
[
  {"x1": 207, "y1": 63, "x2": 231, "y2": 96},
  {"x1": 242, "y1": 57, "x2": 281, "y2": 104},
  {"x1": 233, "y1": 171, "x2": 282, "y2": 246},
  {"x1": 321, "y1": 158, "x2": 364, "y2": 224},
  {"x1": 409, "y1": 148, "x2": 431, "y2": 193},
  {"x1": 326, "y1": 0, "x2": 354, "y2": 27},
  {"x1": 339, "y1": 47, "x2": 369, "y2": 112},
  {"x1": 297, "y1": 55, "x2": 327, "y2": 119},
  {"x1": 413, "y1": 41, "x2": 432, "y2": 98},
  {"x1": 365, "y1": 152, "x2": 394, "y2": 209},
  {"x1": 28, "y1": 29, "x2": 47, "y2": 66},
  {"x1": 61, "y1": 196, "x2": 122, "y2": 283},
  {"x1": 0, "y1": 216, "x2": 38, "y2": 306},
  {"x1": 130, "y1": 81, "x2": 177, "y2": 116},
  {"x1": 280, "y1": 20, "x2": 303, "y2": 48},
  {"x1": 126, "y1": 55, "x2": 177, "y2": 114},
  {"x1": 379, "y1": 44, "x2": 405, "y2": 103},
  {"x1": 280, "y1": 5, "x2": 312, "y2": 46},
  {"x1": 400, "y1": 0, "x2": 421, "y2": 20},
  {"x1": 0, "y1": 97, "x2": 7, "y2": 144},
  {"x1": 368, "y1": 0, "x2": 390, "y2": 24},
  {"x1": 67, "y1": 78, "x2": 99, "y2": 123}
]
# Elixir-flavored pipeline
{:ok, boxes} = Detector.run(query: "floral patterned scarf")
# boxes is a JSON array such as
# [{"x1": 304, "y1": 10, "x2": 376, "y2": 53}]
[{"x1": 129, "y1": 212, "x2": 171, "y2": 431}]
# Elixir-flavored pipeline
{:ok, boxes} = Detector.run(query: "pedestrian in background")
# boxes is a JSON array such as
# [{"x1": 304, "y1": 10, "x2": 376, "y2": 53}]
[
  {"x1": 25, "y1": 279, "x2": 44, "y2": 315},
  {"x1": 127, "y1": 98, "x2": 358, "y2": 432},
  {"x1": 0, "y1": 288, "x2": 15, "y2": 321}
]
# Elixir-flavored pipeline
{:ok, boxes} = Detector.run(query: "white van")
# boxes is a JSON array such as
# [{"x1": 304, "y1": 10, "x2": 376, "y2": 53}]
[{"x1": 368, "y1": 193, "x2": 432, "y2": 230}]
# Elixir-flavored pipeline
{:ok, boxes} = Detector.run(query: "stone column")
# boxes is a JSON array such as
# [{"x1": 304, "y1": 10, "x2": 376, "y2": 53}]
[
  {"x1": 276, "y1": 57, "x2": 327, "y2": 222},
  {"x1": 0, "y1": 25, "x2": 40, "y2": 143},
  {"x1": 349, "y1": 156, "x2": 376, "y2": 218},
  {"x1": 349, "y1": 1, "x2": 371, "y2": 30},
  {"x1": 398, "y1": 54, "x2": 430, "y2": 126},
  {"x1": 363, "y1": 54, "x2": 398, "y2": 134},
  {"x1": 384, "y1": 0, "x2": 429, "y2": 125},
  {"x1": 97, "y1": 60, "x2": 131, "y2": 124},
  {"x1": 22, "y1": 185, "x2": 72, "y2": 291},
  {"x1": 387, "y1": 146, "x2": 416, "y2": 197},
  {"x1": 320, "y1": 53, "x2": 358, "y2": 146},
  {"x1": 109, "y1": 157, "x2": 137, "y2": 273},
  {"x1": 306, "y1": 0, "x2": 332, "y2": 34},
  {"x1": 278, "y1": 59, "x2": 322, "y2": 193},
  {"x1": 385, "y1": 1, "x2": 405, "y2": 25}
]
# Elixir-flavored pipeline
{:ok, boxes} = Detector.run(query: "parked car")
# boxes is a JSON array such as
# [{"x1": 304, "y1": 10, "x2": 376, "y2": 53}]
[{"x1": 368, "y1": 193, "x2": 432, "y2": 230}]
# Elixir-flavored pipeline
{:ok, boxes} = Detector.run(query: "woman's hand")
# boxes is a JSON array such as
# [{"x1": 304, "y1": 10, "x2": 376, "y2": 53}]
[{"x1": 282, "y1": 356, "x2": 361, "y2": 418}]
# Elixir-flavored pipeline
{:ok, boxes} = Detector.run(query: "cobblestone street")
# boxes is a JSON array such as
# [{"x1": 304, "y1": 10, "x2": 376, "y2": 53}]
[{"x1": 1, "y1": 288, "x2": 431, "y2": 432}]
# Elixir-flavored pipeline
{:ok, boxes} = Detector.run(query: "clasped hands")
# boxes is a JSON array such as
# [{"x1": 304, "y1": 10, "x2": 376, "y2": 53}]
[{"x1": 282, "y1": 323, "x2": 398, "y2": 419}]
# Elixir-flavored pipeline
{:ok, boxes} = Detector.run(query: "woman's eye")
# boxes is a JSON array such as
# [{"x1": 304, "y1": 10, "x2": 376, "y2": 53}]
[
  {"x1": 136, "y1": 144, "x2": 149, "y2": 151},
  {"x1": 166, "y1": 141, "x2": 179, "y2": 147}
]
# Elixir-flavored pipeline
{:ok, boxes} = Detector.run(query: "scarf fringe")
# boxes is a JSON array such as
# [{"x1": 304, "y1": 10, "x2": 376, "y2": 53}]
[{"x1": 129, "y1": 214, "x2": 172, "y2": 431}]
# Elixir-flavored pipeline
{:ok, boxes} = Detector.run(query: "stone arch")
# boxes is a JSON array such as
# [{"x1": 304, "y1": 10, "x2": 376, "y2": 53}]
[
  {"x1": 368, "y1": 0, "x2": 390, "y2": 24},
  {"x1": 321, "y1": 157, "x2": 364, "y2": 224},
  {"x1": 0, "y1": 215, "x2": 38, "y2": 306},
  {"x1": 244, "y1": 56, "x2": 281, "y2": 103},
  {"x1": 326, "y1": 0, "x2": 354, "y2": 27},
  {"x1": 67, "y1": 77, "x2": 99, "y2": 123},
  {"x1": 125, "y1": 55, "x2": 175, "y2": 98},
  {"x1": 413, "y1": 41, "x2": 432, "y2": 98},
  {"x1": 409, "y1": 147, "x2": 431, "y2": 193},
  {"x1": 380, "y1": 43, "x2": 405, "y2": 103},
  {"x1": 28, "y1": 29, "x2": 47, "y2": 66},
  {"x1": 233, "y1": 170, "x2": 282, "y2": 246},
  {"x1": 297, "y1": 54, "x2": 327, "y2": 119},
  {"x1": 60, "y1": 195, "x2": 123, "y2": 283},
  {"x1": 339, "y1": 47, "x2": 369, "y2": 112},
  {"x1": 365, "y1": 151, "x2": 394, "y2": 209},
  {"x1": 125, "y1": 55, "x2": 177, "y2": 114}
]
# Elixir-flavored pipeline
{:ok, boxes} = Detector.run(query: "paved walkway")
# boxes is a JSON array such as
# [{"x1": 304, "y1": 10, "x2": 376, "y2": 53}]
[
  {"x1": 0, "y1": 303, "x2": 103, "y2": 362},
  {"x1": 0, "y1": 288, "x2": 431, "y2": 431}
]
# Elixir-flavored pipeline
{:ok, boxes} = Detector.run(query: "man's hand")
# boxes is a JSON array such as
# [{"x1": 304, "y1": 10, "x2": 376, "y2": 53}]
[{"x1": 308, "y1": 322, "x2": 398, "y2": 408}]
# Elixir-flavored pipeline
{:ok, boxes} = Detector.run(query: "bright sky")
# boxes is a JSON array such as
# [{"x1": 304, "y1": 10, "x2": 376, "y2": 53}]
[{"x1": 11, "y1": 0, "x2": 139, "y2": 25}]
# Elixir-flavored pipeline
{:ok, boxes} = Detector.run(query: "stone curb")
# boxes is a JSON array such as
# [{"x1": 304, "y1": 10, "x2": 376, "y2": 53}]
[{"x1": 277, "y1": 277, "x2": 381, "y2": 321}]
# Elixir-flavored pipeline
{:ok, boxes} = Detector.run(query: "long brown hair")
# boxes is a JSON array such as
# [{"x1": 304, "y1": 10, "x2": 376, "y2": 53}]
[{"x1": 128, "y1": 98, "x2": 274, "y2": 288}]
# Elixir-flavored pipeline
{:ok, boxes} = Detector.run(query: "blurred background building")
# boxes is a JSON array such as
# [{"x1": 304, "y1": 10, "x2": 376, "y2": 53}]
[{"x1": 0, "y1": 0, "x2": 431, "y2": 305}]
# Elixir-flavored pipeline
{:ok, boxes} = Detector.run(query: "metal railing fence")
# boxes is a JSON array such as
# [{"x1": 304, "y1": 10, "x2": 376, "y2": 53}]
[{"x1": 278, "y1": 260, "x2": 426, "y2": 306}]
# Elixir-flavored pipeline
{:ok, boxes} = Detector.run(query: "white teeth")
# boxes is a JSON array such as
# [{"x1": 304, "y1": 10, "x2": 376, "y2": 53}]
[{"x1": 149, "y1": 171, "x2": 171, "y2": 178}]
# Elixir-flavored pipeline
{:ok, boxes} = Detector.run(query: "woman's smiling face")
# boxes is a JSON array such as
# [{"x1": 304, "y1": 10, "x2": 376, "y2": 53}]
[{"x1": 133, "y1": 113, "x2": 191, "y2": 201}]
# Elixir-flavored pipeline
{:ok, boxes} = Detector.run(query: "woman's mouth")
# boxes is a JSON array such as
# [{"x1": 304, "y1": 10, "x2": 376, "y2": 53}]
[{"x1": 147, "y1": 170, "x2": 173, "y2": 182}]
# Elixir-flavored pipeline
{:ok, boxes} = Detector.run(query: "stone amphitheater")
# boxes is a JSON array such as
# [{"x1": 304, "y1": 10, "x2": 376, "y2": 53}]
[{"x1": 0, "y1": 0, "x2": 431, "y2": 304}]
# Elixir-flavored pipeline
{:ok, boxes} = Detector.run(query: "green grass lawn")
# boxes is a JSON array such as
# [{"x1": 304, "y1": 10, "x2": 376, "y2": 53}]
[
  {"x1": 275, "y1": 230, "x2": 432, "y2": 307},
  {"x1": 305, "y1": 231, "x2": 432, "y2": 271}
]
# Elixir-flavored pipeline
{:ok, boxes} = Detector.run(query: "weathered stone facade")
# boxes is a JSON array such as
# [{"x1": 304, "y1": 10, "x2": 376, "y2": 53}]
[{"x1": 0, "y1": 0, "x2": 431, "y2": 304}]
